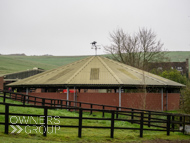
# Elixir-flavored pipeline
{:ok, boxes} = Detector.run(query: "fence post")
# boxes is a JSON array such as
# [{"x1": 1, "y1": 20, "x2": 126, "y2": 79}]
[
  {"x1": 90, "y1": 104, "x2": 93, "y2": 115},
  {"x1": 21, "y1": 95, "x2": 22, "y2": 103},
  {"x1": 131, "y1": 109, "x2": 134, "y2": 124},
  {"x1": 172, "y1": 115, "x2": 175, "y2": 132},
  {"x1": 3, "y1": 92, "x2": 6, "y2": 103},
  {"x1": 180, "y1": 116, "x2": 182, "y2": 127},
  {"x1": 78, "y1": 108, "x2": 83, "y2": 138},
  {"x1": 35, "y1": 97, "x2": 36, "y2": 105},
  {"x1": 69, "y1": 101, "x2": 71, "y2": 111},
  {"x1": 19, "y1": 94, "x2": 22, "y2": 102},
  {"x1": 167, "y1": 115, "x2": 171, "y2": 136},
  {"x1": 102, "y1": 106, "x2": 105, "y2": 117},
  {"x1": 51, "y1": 100, "x2": 53, "y2": 107},
  {"x1": 5, "y1": 104, "x2": 9, "y2": 134},
  {"x1": 60, "y1": 100, "x2": 63, "y2": 109},
  {"x1": 42, "y1": 98, "x2": 45, "y2": 106},
  {"x1": 182, "y1": 116, "x2": 185, "y2": 134},
  {"x1": 10, "y1": 92, "x2": 12, "y2": 99},
  {"x1": 116, "y1": 107, "x2": 119, "y2": 119},
  {"x1": 66, "y1": 101, "x2": 68, "y2": 107},
  {"x1": 43, "y1": 107, "x2": 48, "y2": 137},
  {"x1": 148, "y1": 111, "x2": 151, "y2": 127},
  {"x1": 110, "y1": 111, "x2": 115, "y2": 138},
  {"x1": 26, "y1": 96, "x2": 28, "y2": 104},
  {"x1": 140, "y1": 112, "x2": 144, "y2": 138},
  {"x1": 23, "y1": 95, "x2": 26, "y2": 106}
]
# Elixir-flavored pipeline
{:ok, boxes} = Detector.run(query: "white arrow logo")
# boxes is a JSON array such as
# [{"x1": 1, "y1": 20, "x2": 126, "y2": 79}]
[
  {"x1": 17, "y1": 125, "x2": 23, "y2": 133},
  {"x1": 11, "y1": 125, "x2": 23, "y2": 133},
  {"x1": 11, "y1": 125, "x2": 17, "y2": 133}
]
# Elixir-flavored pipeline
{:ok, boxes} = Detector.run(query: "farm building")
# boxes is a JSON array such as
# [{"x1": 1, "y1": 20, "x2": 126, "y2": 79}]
[
  {"x1": 0, "y1": 68, "x2": 44, "y2": 90},
  {"x1": 7, "y1": 56, "x2": 184, "y2": 111},
  {"x1": 148, "y1": 59, "x2": 189, "y2": 78}
]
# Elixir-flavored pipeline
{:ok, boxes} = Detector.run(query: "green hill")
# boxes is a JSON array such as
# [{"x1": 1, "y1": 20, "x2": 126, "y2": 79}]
[
  {"x1": 0, "y1": 51, "x2": 190, "y2": 75},
  {"x1": 0, "y1": 55, "x2": 88, "y2": 75},
  {"x1": 166, "y1": 51, "x2": 190, "y2": 74},
  {"x1": 166, "y1": 51, "x2": 190, "y2": 62}
]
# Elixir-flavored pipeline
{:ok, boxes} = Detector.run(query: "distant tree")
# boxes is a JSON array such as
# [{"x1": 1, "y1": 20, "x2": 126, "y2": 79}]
[
  {"x1": 151, "y1": 69, "x2": 190, "y2": 113},
  {"x1": 181, "y1": 82, "x2": 190, "y2": 114},
  {"x1": 151, "y1": 69, "x2": 188, "y2": 85},
  {"x1": 104, "y1": 28, "x2": 168, "y2": 70}
]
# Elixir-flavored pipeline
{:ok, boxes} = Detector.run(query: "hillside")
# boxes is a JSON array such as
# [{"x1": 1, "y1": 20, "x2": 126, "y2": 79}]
[
  {"x1": 0, "y1": 51, "x2": 190, "y2": 75},
  {"x1": 166, "y1": 51, "x2": 190, "y2": 72},
  {"x1": 166, "y1": 51, "x2": 190, "y2": 62},
  {"x1": 0, "y1": 55, "x2": 88, "y2": 75}
]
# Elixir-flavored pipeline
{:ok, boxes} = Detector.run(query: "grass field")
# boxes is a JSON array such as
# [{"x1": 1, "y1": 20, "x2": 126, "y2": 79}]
[
  {"x1": 0, "y1": 97, "x2": 190, "y2": 143},
  {"x1": 0, "y1": 55, "x2": 88, "y2": 75},
  {"x1": 166, "y1": 51, "x2": 190, "y2": 62},
  {"x1": 0, "y1": 51, "x2": 190, "y2": 75}
]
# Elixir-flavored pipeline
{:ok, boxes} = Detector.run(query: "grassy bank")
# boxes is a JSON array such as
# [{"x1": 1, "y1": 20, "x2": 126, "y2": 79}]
[
  {"x1": 0, "y1": 97, "x2": 190, "y2": 143},
  {"x1": 0, "y1": 55, "x2": 87, "y2": 75}
]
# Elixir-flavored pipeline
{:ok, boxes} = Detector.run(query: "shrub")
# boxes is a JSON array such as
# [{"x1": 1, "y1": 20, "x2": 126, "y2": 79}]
[
  {"x1": 151, "y1": 69, "x2": 190, "y2": 113},
  {"x1": 151, "y1": 69, "x2": 188, "y2": 85},
  {"x1": 181, "y1": 82, "x2": 190, "y2": 114}
]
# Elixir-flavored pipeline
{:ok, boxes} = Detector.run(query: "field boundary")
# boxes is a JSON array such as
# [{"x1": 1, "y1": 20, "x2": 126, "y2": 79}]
[{"x1": 0, "y1": 90, "x2": 190, "y2": 138}]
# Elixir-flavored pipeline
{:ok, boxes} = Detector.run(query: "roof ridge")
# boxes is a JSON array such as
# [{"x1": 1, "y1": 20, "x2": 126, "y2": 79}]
[
  {"x1": 48, "y1": 56, "x2": 91, "y2": 72},
  {"x1": 65, "y1": 56, "x2": 95, "y2": 84},
  {"x1": 19, "y1": 56, "x2": 91, "y2": 83},
  {"x1": 98, "y1": 56, "x2": 123, "y2": 85}
]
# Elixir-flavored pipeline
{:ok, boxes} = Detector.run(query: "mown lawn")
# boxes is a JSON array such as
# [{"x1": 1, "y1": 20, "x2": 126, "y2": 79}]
[{"x1": 0, "y1": 97, "x2": 190, "y2": 143}]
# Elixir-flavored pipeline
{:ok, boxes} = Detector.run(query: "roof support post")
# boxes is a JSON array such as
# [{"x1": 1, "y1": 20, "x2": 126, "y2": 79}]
[
  {"x1": 26, "y1": 88, "x2": 29, "y2": 104},
  {"x1": 166, "y1": 89, "x2": 168, "y2": 111},
  {"x1": 67, "y1": 87, "x2": 69, "y2": 107},
  {"x1": 26, "y1": 88, "x2": 29, "y2": 95},
  {"x1": 161, "y1": 88, "x2": 163, "y2": 111},
  {"x1": 74, "y1": 87, "x2": 76, "y2": 108},
  {"x1": 119, "y1": 87, "x2": 121, "y2": 111}
]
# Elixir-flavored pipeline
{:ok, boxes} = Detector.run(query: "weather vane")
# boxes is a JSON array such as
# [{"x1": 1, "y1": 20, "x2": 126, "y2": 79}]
[{"x1": 91, "y1": 41, "x2": 101, "y2": 56}]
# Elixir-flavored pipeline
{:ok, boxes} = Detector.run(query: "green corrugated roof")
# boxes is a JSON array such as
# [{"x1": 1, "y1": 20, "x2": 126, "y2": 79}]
[{"x1": 8, "y1": 56, "x2": 185, "y2": 88}]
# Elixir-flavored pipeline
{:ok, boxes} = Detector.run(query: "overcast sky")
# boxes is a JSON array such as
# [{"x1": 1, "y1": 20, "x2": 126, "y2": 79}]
[{"x1": 0, "y1": 0, "x2": 190, "y2": 56}]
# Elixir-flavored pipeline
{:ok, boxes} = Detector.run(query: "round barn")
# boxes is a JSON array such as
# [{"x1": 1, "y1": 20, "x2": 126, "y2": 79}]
[{"x1": 7, "y1": 56, "x2": 184, "y2": 111}]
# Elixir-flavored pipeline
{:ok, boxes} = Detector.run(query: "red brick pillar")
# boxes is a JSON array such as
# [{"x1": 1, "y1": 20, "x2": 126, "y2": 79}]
[{"x1": 0, "y1": 77, "x2": 4, "y2": 90}]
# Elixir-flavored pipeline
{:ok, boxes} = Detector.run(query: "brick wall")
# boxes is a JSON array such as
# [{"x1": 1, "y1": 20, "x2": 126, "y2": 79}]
[
  {"x1": 167, "y1": 93, "x2": 180, "y2": 110},
  {"x1": 27, "y1": 92, "x2": 180, "y2": 111},
  {"x1": 28, "y1": 92, "x2": 67, "y2": 100}
]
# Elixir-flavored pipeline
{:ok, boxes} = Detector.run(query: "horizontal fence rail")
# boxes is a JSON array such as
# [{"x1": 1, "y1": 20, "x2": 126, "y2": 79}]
[
  {"x1": 0, "y1": 102, "x2": 146, "y2": 138},
  {"x1": 0, "y1": 90, "x2": 190, "y2": 138},
  {"x1": 1, "y1": 102, "x2": 189, "y2": 138},
  {"x1": 0, "y1": 90, "x2": 173, "y2": 114}
]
